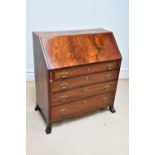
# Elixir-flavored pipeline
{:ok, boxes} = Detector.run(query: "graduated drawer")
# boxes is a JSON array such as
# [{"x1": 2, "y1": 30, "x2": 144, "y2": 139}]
[
  {"x1": 51, "y1": 93, "x2": 114, "y2": 121},
  {"x1": 53, "y1": 61, "x2": 120, "y2": 80},
  {"x1": 51, "y1": 70, "x2": 118, "y2": 92},
  {"x1": 51, "y1": 80, "x2": 117, "y2": 105}
]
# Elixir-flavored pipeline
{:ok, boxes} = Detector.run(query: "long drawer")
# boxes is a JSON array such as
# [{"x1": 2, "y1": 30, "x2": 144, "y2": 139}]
[
  {"x1": 51, "y1": 80, "x2": 117, "y2": 105},
  {"x1": 51, "y1": 70, "x2": 118, "y2": 92},
  {"x1": 52, "y1": 61, "x2": 120, "y2": 80},
  {"x1": 51, "y1": 93, "x2": 115, "y2": 121}
]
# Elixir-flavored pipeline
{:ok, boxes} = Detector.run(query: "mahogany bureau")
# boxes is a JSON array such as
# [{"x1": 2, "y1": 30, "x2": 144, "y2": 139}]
[{"x1": 33, "y1": 28, "x2": 122, "y2": 134}]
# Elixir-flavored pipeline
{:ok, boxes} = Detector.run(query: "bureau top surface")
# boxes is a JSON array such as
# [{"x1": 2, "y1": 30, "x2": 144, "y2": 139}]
[{"x1": 34, "y1": 28, "x2": 122, "y2": 70}]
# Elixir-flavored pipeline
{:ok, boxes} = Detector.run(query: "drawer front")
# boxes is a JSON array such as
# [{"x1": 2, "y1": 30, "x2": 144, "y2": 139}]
[
  {"x1": 51, "y1": 93, "x2": 114, "y2": 121},
  {"x1": 53, "y1": 61, "x2": 120, "y2": 80},
  {"x1": 51, "y1": 70, "x2": 118, "y2": 92},
  {"x1": 51, "y1": 80, "x2": 117, "y2": 105}
]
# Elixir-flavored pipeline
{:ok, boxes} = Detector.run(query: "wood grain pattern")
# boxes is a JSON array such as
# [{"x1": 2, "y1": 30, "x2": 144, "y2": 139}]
[
  {"x1": 33, "y1": 28, "x2": 122, "y2": 134},
  {"x1": 51, "y1": 81, "x2": 117, "y2": 105},
  {"x1": 35, "y1": 29, "x2": 122, "y2": 70},
  {"x1": 33, "y1": 33, "x2": 50, "y2": 123},
  {"x1": 51, "y1": 93, "x2": 114, "y2": 121},
  {"x1": 51, "y1": 70, "x2": 118, "y2": 92},
  {"x1": 53, "y1": 60, "x2": 120, "y2": 80}
]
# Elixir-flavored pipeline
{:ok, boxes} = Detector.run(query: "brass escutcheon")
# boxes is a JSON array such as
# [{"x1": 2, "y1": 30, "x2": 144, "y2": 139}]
[
  {"x1": 83, "y1": 100, "x2": 87, "y2": 104},
  {"x1": 87, "y1": 67, "x2": 90, "y2": 72},
  {"x1": 86, "y1": 76, "x2": 89, "y2": 80}
]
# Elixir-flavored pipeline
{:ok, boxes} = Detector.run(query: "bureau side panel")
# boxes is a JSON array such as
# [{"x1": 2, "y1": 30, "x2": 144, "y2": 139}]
[
  {"x1": 111, "y1": 59, "x2": 122, "y2": 105},
  {"x1": 33, "y1": 33, "x2": 50, "y2": 122}
]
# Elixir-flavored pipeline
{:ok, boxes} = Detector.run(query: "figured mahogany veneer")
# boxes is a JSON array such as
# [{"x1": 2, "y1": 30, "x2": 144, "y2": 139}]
[{"x1": 33, "y1": 28, "x2": 122, "y2": 134}]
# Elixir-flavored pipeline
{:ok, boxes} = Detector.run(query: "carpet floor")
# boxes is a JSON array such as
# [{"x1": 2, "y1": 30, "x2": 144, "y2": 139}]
[{"x1": 26, "y1": 80, "x2": 129, "y2": 155}]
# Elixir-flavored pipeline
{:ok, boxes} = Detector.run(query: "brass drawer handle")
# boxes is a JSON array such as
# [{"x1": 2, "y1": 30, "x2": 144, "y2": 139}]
[
  {"x1": 104, "y1": 85, "x2": 111, "y2": 89},
  {"x1": 59, "y1": 108, "x2": 67, "y2": 115},
  {"x1": 87, "y1": 67, "x2": 90, "y2": 72},
  {"x1": 59, "y1": 70, "x2": 69, "y2": 78},
  {"x1": 60, "y1": 95, "x2": 68, "y2": 102},
  {"x1": 102, "y1": 97, "x2": 108, "y2": 102},
  {"x1": 59, "y1": 82, "x2": 68, "y2": 89},
  {"x1": 107, "y1": 63, "x2": 114, "y2": 70},
  {"x1": 105, "y1": 73, "x2": 112, "y2": 79}
]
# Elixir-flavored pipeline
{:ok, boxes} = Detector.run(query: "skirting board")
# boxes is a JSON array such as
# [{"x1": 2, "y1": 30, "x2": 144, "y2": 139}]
[{"x1": 26, "y1": 68, "x2": 129, "y2": 81}]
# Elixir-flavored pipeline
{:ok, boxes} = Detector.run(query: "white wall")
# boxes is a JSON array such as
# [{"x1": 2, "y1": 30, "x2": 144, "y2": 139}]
[{"x1": 26, "y1": 0, "x2": 128, "y2": 80}]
